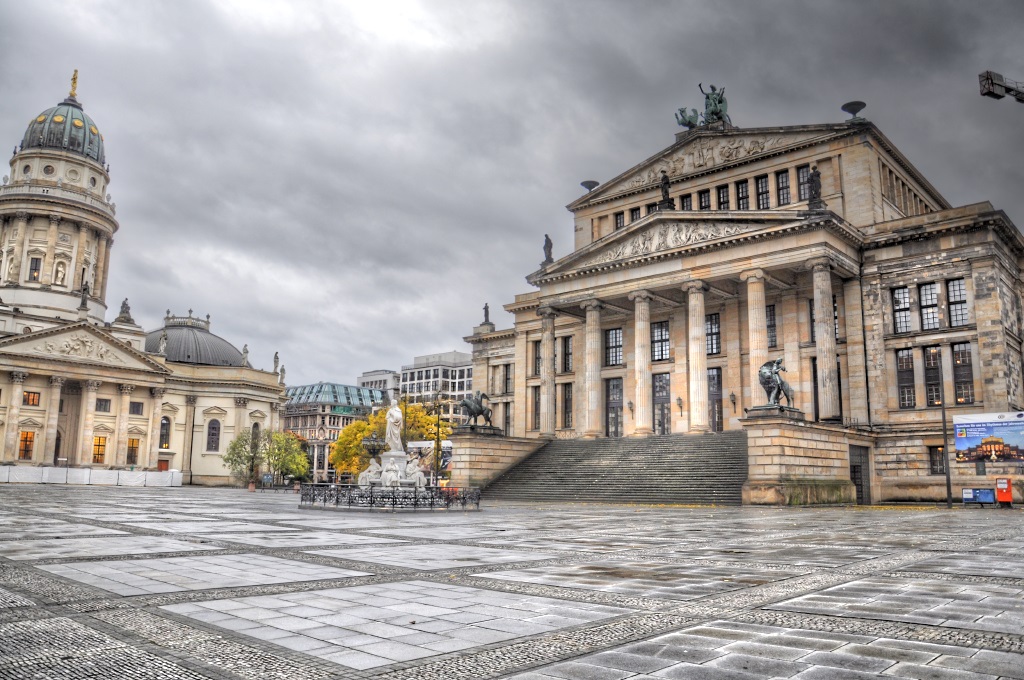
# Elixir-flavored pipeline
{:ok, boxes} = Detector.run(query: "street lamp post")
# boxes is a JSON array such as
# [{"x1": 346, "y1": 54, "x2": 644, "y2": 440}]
[
  {"x1": 427, "y1": 389, "x2": 448, "y2": 487},
  {"x1": 931, "y1": 347, "x2": 953, "y2": 509}
]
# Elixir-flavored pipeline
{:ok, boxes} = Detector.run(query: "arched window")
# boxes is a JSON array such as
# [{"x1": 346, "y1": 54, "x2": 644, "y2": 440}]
[
  {"x1": 206, "y1": 419, "x2": 220, "y2": 452},
  {"x1": 159, "y1": 416, "x2": 171, "y2": 449},
  {"x1": 251, "y1": 422, "x2": 260, "y2": 439}
]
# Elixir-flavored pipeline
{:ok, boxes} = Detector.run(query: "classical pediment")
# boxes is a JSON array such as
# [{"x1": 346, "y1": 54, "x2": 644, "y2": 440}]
[
  {"x1": 18, "y1": 417, "x2": 43, "y2": 428},
  {"x1": 248, "y1": 409, "x2": 268, "y2": 421},
  {"x1": 202, "y1": 406, "x2": 228, "y2": 417},
  {"x1": 128, "y1": 425, "x2": 148, "y2": 435},
  {"x1": 572, "y1": 125, "x2": 851, "y2": 206},
  {"x1": 94, "y1": 424, "x2": 114, "y2": 434},
  {"x1": 0, "y1": 322, "x2": 169, "y2": 374}
]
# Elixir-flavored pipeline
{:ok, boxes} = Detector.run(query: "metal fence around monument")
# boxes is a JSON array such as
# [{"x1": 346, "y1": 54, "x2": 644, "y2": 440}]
[{"x1": 299, "y1": 483, "x2": 481, "y2": 511}]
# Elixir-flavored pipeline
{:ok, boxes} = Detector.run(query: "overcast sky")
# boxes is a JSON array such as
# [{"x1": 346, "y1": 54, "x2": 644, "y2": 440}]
[{"x1": 1, "y1": 1, "x2": 1021, "y2": 386}]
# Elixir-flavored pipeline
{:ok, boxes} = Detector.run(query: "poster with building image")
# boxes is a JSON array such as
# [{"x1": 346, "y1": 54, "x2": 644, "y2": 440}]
[{"x1": 953, "y1": 412, "x2": 1024, "y2": 462}]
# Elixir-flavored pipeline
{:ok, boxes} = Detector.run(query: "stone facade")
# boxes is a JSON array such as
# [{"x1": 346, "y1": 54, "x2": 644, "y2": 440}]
[{"x1": 466, "y1": 117, "x2": 1024, "y2": 503}]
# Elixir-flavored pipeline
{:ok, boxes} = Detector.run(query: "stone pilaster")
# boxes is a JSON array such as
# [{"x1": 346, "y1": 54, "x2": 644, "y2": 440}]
[
  {"x1": 79, "y1": 381, "x2": 101, "y2": 466},
  {"x1": 684, "y1": 281, "x2": 709, "y2": 432},
  {"x1": 93, "y1": 235, "x2": 108, "y2": 299},
  {"x1": 234, "y1": 396, "x2": 249, "y2": 438},
  {"x1": 742, "y1": 270, "x2": 768, "y2": 408},
  {"x1": 183, "y1": 395, "x2": 198, "y2": 482},
  {"x1": 810, "y1": 258, "x2": 840, "y2": 420},
  {"x1": 537, "y1": 307, "x2": 557, "y2": 438},
  {"x1": 41, "y1": 214, "x2": 60, "y2": 286},
  {"x1": 41, "y1": 376, "x2": 65, "y2": 465},
  {"x1": 114, "y1": 384, "x2": 134, "y2": 467},
  {"x1": 72, "y1": 224, "x2": 89, "y2": 291},
  {"x1": 147, "y1": 387, "x2": 166, "y2": 468},
  {"x1": 581, "y1": 300, "x2": 603, "y2": 439},
  {"x1": 843, "y1": 278, "x2": 869, "y2": 424},
  {"x1": 6, "y1": 212, "x2": 28, "y2": 284},
  {"x1": 628, "y1": 290, "x2": 654, "y2": 436},
  {"x1": 3, "y1": 371, "x2": 28, "y2": 461}
]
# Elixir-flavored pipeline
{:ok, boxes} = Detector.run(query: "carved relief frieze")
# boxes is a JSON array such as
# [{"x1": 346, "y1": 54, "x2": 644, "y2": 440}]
[
  {"x1": 30, "y1": 333, "x2": 126, "y2": 365},
  {"x1": 618, "y1": 135, "x2": 786, "y2": 192},
  {"x1": 584, "y1": 221, "x2": 751, "y2": 267}
]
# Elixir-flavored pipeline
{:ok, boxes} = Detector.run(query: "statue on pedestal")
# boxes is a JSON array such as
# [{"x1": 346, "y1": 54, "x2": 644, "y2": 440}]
[
  {"x1": 385, "y1": 400, "x2": 404, "y2": 452},
  {"x1": 759, "y1": 358, "x2": 794, "y2": 406},
  {"x1": 380, "y1": 458, "x2": 401, "y2": 488},
  {"x1": 542, "y1": 234, "x2": 553, "y2": 265}
]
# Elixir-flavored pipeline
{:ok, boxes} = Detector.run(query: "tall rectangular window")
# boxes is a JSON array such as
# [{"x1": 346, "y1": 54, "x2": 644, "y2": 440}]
[
  {"x1": 796, "y1": 164, "x2": 811, "y2": 201},
  {"x1": 929, "y1": 446, "x2": 946, "y2": 475},
  {"x1": 503, "y1": 364, "x2": 512, "y2": 394},
  {"x1": 776, "y1": 170, "x2": 791, "y2": 206},
  {"x1": 947, "y1": 278, "x2": 968, "y2": 326},
  {"x1": 604, "y1": 328, "x2": 623, "y2": 366},
  {"x1": 28, "y1": 257, "x2": 41, "y2": 282},
  {"x1": 127, "y1": 438, "x2": 140, "y2": 466},
  {"x1": 698, "y1": 189, "x2": 711, "y2": 211},
  {"x1": 766, "y1": 304, "x2": 778, "y2": 348},
  {"x1": 705, "y1": 313, "x2": 721, "y2": 355},
  {"x1": 952, "y1": 342, "x2": 974, "y2": 404},
  {"x1": 924, "y1": 346, "x2": 942, "y2": 407},
  {"x1": 531, "y1": 386, "x2": 540, "y2": 430},
  {"x1": 653, "y1": 373, "x2": 671, "y2": 435},
  {"x1": 18, "y1": 431, "x2": 33, "y2": 461},
  {"x1": 129, "y1": 401, "x2": 144, "y2": 416},
  {"x1": 562, "y1": 383, "x2": 573, "y2": 429},
  {"x1": 532, "y1": 340, "x2": 541, "y2": 376},
  {"x1": 630, "y1": 207, "x2": 642, "y2": 222},
  {"x1": 651, "y1": 321, "x2": 670, "y2": 361},
  {"x1": 92, "y1": 436, "x2": 107, "y2": 464},
  {"x1": 919, "y1": 282, "x2": 939, "y2": 330},
  {"x1": 561, "y1": 336, "x2": 573, "y2": 373},
  {"x1": 892, "y1": 287, "x2": 911, "y2": 334},
  {"x1": 614, "y1": 212, "x2": 625, "y2": 229},
  {"x1": 755, "y1": 175, "x2": 770, "y2": 209},
  {"x1": 680, "y1": 194, "x2": 692, "y2": 210},
  {"x1": 716, "y1": 185, "x2": 730, "y2": 210},
  {"x1": 896, "y1": 349, "x2": 915, "y2": 409},
  {"x1": 22, "y1": 391, "x2": 40, "y2": 406},
  {"x1": 735, "y1": 180, "x2": 749, "y2": 210}
]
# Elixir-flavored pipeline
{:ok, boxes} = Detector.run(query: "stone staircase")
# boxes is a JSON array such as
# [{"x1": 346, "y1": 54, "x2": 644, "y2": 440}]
[{"x1": 484, "y1": 431, "x2": 748, "y2": 505}]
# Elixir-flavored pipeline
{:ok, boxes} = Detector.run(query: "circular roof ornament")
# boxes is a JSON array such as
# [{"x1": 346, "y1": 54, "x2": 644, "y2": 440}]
[{"x1": 841, "y1": 101, "x2": 867, "y2": 121}]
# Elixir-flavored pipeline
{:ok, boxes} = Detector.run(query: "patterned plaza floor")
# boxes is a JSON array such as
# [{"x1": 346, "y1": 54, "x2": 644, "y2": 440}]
[{"x1": 0, "y1": 484, "x2": 1021, "y2": 680}]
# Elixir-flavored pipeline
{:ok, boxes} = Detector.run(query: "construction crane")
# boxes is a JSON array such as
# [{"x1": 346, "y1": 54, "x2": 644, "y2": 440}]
[{"x1": 979, "y1": 71, "x2": 1024, "y2": 104}]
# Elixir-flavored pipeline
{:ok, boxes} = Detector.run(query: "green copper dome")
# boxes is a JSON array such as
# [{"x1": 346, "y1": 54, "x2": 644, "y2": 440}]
[{"x1": 20, "y1": 96, "x2": 105, "y2": 164}]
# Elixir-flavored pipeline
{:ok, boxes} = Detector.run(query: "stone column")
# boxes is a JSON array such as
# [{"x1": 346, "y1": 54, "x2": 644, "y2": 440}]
[
  {"x1": 41, "y1": 376, "x2": 65, "y2": 465},
  {"x1": 114, "y1": 384, "x2": 134, "y2": 467},
  {"x1": 683, "y1": 281, "x2": 709, "y2": 432},
  {"x1": 810, "y1": 258, "x2": 841, "y2": 420},
  {"x1": 79, "y1": 380, "x2": 102, "y2": 466},
  {"x1": 538, "y1": 307, "x2": 557, "y2": 438},
  {"x1": 628, "y1": 290, "x2": 654, "y2": 436},
  {"x1": 72, "y1": 224, "x2": 89, "y2": 291},
  {"x1": 234, "y1": 397, "x2": 249, "y2": 440},
  {"x1": 93, "y1": 235, "x2": 108, "y2": 299},
  {"x1": 581, "y1": 300, "x2": 603, "y2": 439},
  {"x1": 147, "y1": 387, "x2": 166, "y2": 468},
  {"x1": 742, "y1": 270, "x2": 768, "y2": 407},
  {"x1": 41, "y1": 214, "x2": 60, "y2": 286},
  {"x1": 182, "y1": 396, "x2": 198, "y2": 483},
  {"x1": 6, "y1": 212, "x2": 28, "y2": 284},
  {"x1": 2, "y1": 372, "x2": 28, "y2": 461}
]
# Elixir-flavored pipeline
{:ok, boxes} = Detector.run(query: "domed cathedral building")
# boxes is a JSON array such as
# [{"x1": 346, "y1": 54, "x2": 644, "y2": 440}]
[
  {"x1": 0, "y1": 74, "x2": 285, "y2": 486},
  {"x1": 468, "y1": 88, "x2": 1024, "y2": 504}
]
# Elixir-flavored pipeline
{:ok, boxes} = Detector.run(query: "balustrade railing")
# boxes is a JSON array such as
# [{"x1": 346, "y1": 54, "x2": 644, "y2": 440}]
[{"x1": 299, "y1": 483, "x2": 480, "y2": 511}]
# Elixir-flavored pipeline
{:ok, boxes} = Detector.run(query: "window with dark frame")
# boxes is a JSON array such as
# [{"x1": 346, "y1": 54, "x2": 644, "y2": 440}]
[
  {"x1": 896, "y1": 349, "x2": 915, "y2": 409},
  {"x1": 705, "y1": 313, "x2": 721, "y2": 355},
  {"x1": 947, "y1": 278, "x2": 968, "y2": 326},
  {"x1": 531, "y1": 385, "x2": 540, "y2": 430},
  {"x1": 766, "y1": 304, "x2": 777, "y2": 348},
  {"x1": 28, "y1": 257, "x2": 41, "y2": 282},
  {"x1": 503, "y1": 363, "x2": 512, "y2": 394},
  {"x1": 698, "y1": 189, "x2": 711, "y2": 210},
  {"x1": 95, "y1": 398, "x2": 111, "y2": 413},
  {"x1": 605, "y1": 328, "x2": 623, "y2": 366},
  {"x1": 892, "y1": 287, "x2": 911, "y2": 334},
  {"x1": 630, "y1": 207, "x2": 642, "y2": 222},
  {"x1": 561, "y1": 336, "x2": 573, "y2": 373},
  {"x1": 127, "y1": 438, "x2": 140, "y2": 466},
  {"x1": 614, "y1": 212, "x2": 625, "y2": 229},
  {"x1": 532, "y1": 340, "x2": 541, "y2": 376},
  {"x1": 562, "y1": 383, "x2": 573, "y2": 429},
  {"x1": 735, "y1": 180, "x2": 749, "y2": 210},
  {"x1": 796, "y1": 164, "x2": 811, "y2": 201},
  {"x1": 919, "y1": 282, "x2": 939, "y2": 331},
  {"x1": 928, "y1": 446, "x2": 946, "y2": 475},
  {"x1": 924, "y1": 346, "x2": 941, "y2": 406},
  {"x1": 651, "y1": 321, "x2": 670, "y2": 361},
  {"x1": 680, "y1": 194, "x2": 692, "y2": 210},
  {"x1": 92, "y1": 436, "x2": 106, "y2": 464},
  {"x1": 206, "y1": 419, "x2": 221, "y2": 451},
  {"x1": 952, "y1": 342, "x2": 974, "y2": 404},
  {"x1": 22, "y1": 391, "x2": 40, "y2": 406},
  {"x1": 159, "y1": 416, "x2": 170, "y2": 449},
  {"x1": 776, "y1": 170, "x2": 791, "y2": 206},
  {"x1": 129, "y1": 401, "x2": 144, "y2": 416},
  {"x1": 18, "y1": 431, "x2": 33, "y2": 461},
  {"x1": 646, "y1": 203, "x2": 658, "y2": 215},
  {"x1": 755, "y1": 175, "x2": 770, "y2": 209},
  {"x1": 716, "y1": 185, "x2": 729, "y2": 210}
]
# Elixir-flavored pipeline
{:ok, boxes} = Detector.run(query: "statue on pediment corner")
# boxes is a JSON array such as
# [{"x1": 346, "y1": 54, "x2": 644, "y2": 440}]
[{"x1": 675, "y1": 107, "x2": 700, "y2": 129}]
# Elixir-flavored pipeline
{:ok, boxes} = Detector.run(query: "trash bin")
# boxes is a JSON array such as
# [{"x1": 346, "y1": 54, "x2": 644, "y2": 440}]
[{"x1": 996, "y1": 478, "x2": 1013, "y2": 509}]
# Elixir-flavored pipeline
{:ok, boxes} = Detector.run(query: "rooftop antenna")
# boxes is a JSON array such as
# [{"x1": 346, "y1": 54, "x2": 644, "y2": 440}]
[
  {"x1": 841, "y1": 101, "x2": 867, "y2": 122},
  {"x1": 580, "y1": 180, "x2": 599, "y2": 192}
]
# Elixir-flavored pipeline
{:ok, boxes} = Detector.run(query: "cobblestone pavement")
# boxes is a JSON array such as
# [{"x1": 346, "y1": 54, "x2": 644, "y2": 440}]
[{"x1": 0, "y1": 485, "x2": 1020, "y2": 679}]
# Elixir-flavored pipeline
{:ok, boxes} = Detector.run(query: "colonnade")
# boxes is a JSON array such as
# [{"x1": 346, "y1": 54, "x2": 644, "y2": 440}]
[
  {"x1": 2, "y1": 211, "x2": 111, "y2": 298},
  {"x1": 533, "y1": 260, "x2": 842, "y2": 437}
]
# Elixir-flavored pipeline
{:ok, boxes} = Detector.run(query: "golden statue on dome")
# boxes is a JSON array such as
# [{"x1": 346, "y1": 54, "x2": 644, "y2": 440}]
[{"x1": 69, "y1": 69, "x2": 78, "y2": 98}]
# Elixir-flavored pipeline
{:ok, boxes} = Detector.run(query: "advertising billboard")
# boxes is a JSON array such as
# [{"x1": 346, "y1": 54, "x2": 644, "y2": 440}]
[{"x1": 952, "y1": 412, "x2": 1024, "y2": 463}]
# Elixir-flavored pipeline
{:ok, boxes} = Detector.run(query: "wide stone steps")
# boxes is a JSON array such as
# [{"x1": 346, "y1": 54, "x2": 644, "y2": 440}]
[{"x1": 484, "y1": 431, "x2": 748, "y2": 505}]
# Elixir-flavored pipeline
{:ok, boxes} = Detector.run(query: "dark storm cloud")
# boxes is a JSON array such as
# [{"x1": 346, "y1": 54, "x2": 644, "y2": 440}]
[{"x1": 1, "y1": 0, "x2": 1021, "y2": 384}]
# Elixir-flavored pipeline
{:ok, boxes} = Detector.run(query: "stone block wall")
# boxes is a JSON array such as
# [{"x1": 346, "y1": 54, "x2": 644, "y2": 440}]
[{"x1": 448, "y1": 434, "x2": 546, "y2": 489}]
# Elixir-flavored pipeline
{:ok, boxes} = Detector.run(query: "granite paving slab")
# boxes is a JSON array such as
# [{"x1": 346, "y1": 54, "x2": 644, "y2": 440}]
[
  {"x1": 0, "y1": 535, "x2": 221, "y2": 561},
  {"x1": 308, "y1": 543, "x2": 558, "y2": 570},
  {"x1": 202, "y1": 531, "x2": 408, "y2": 547}
]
